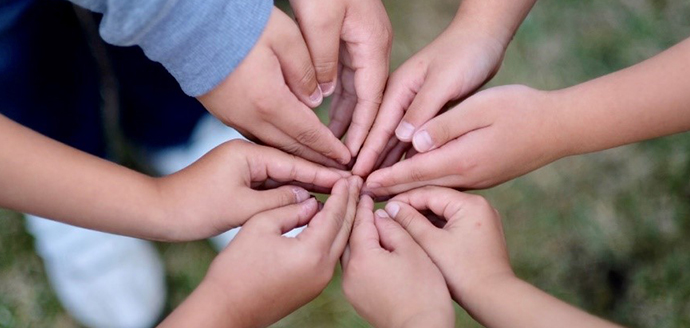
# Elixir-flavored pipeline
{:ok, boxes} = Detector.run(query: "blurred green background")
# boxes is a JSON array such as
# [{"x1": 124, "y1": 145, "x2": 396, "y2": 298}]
[{"x1": 2, "y1": 0, "x2": 690, "y2": 327}]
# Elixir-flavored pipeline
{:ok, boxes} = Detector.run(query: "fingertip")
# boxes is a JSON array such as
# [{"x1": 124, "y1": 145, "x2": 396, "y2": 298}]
[
  {"x1": 320, "y1": 81, "x2": 336, "y2": 97},
  {"x1": 395, "y1": 121, "x2": 415, "y2": 142},
  {"x1": 291, "y1": 186, "x2": 311, "y2": 203},
  {"x1": 359, "y1": 194, "x2": 374, "y2": 207},
  {"x1": 308, "y1": 86, "x2": 324, "y2": 107},
  {"x1": 412, "y1": 130, "x2": 435, "y2": 153},
  {"x1": 300, "y1": 198, "x2": 319, "y2": 218},
  {"x1": 384, "y1": 202, "x2": 400, "y2": 218},
  {"x1": 375, "y1": 209, "x2": 390, "y2": 220}
]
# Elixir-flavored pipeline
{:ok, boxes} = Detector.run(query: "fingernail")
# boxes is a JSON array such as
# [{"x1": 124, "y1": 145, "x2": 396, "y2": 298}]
[
  {"x1": 413, "y1": 130, "x2": 434, "y2": 152},
  {"x1": 320, "y1": 81, "x2": 336, "y2": 96},
  {"x1": 292, "y1": 187, "x2": 310, "y2": 202},
  {"x1": 395, "y1": 121, "x2": 415, "y2": 141},
  {"x1": 309, "y1": 87, "x2": 323, "y2": 105},
  {"x1": 366, "y1": 182, "x2": 381, "y2": 189},
  {"x1": 375, "y1": 209, "x2": 390, "y2": 219},
  {"x1": 385, "y1": 202, "x2": 400, "y2": 218},
  {"x1": 301, "y1": 198, "x2": 317, "y2": 216}
]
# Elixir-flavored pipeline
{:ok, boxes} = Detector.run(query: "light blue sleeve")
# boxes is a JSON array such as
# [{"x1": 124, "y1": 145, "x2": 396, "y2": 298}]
[{"x1": 70, "y1": 0, "x2": 273, "y2": 96}]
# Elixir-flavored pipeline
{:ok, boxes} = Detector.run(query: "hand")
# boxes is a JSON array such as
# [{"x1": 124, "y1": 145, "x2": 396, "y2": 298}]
[
  {"x1": 383, "y1": 187, "x2": 514, "y2": 306},
  {"x1": 353, "y1": 16, "x2": 507, "y2": 176},
  {"x1": 290, "y1": 0, "x2": 392, "y2": 157},
  {"x1": 198, "y1": 177, "x2": 361, "y2": 328},
  {"x1": 364, "y1": 85, "x2": 563, "y2": 197},
  {"x1": 341, "y1": 196, "x2": 455, "y2": 328},
  {"x1": 198, "y1": 7, "x2": 351, "y2": 168},
  {"x1": 156, "y1": 140, "x2": 350, "y2": 242}
]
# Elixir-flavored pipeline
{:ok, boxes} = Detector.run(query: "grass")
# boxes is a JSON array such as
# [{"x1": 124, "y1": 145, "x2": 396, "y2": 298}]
[{"x1": 2, "y1": 0, "x2": 690, "y2": 327}]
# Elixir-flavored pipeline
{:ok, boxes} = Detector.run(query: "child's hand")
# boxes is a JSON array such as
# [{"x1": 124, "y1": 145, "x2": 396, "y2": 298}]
[
  {"x1": 341, "y1": 196, "x2": 455, "y2": 328},
  {"x1": 187, "y1": 177, "x2": 361, "y2": 328},
  {"x1": 364, "y1": 85, "x2": 563, "y2": 197},
  {"x1": 353, "y1": 20, "x2": 506, "y2": 176},
  {"x1": 289, "y1": 0, "x2": 392, "y2": 156},
  {"x1": 198, "y1": 7, "x2": 351, "y2": 168},
  {"x1": 156, "y1": 140, "x2": 350, "y2": 242},
  {"x1": 383, "y1": 187, "x2": 513, "y2": 306}
]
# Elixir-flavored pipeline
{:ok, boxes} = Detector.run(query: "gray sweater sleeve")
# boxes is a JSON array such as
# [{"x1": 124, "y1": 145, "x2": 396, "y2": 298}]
[{"x1": 70, "y1": 0, "x2": 273, "y2": 96}]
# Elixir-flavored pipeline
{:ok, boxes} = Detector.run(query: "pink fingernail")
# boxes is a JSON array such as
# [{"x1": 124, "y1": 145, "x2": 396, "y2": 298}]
[
  {"x1": 385, "y1": 202, "x2": 400, "y2": 218},
  {"x1": 413, "y1": 130, "x2": 434, "y2": 152},
  {"x1": 309, "y1": 87, "x2": 323, "y2": 105},
  {"x1": 301, "y1": 198, "x2": 317, "y2": 216},
  {"x1": 320, "y1": 81, "x2": 336, "y2": 96},
  {"x1": 395, "y1": 121, "x2": 415, "y2": 141},
  {"x1": 375, "y1": 209, "x2": 390, "y2": 219},
  {"x1": 366, "y1": 182, "x2": 382, "y2": 189},
  {"x1": 292, "y1": 187, "x2": 310, "y2": 202}
]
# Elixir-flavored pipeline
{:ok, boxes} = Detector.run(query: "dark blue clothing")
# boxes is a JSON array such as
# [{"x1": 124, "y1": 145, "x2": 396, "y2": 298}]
[{"x1": 0, "y1": 0, "x2": 206, "y2": 158}]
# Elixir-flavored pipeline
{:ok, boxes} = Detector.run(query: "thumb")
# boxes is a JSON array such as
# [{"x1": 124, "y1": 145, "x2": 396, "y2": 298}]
[
  {"x1": 411, "y1": 99, "x2": 489, "y2": 153},
  {"x1": 290, "y1": 0, "x2": 344, "y2": 96},
  {"x1": 268, "y1": 7, "x2": 322, "y2": 107},
  {"x1": 247, "y1": 198, "x2": 319, "y2": 235},
  {"x1": 242, "y1": 185, "x2": 311, "y2": 220},
  {"x1": 373, "y1": 209, "x2": 416, "y2": 252},
  {"x1": 384, "y1": 201, "x2": 438, "y2": 248}
]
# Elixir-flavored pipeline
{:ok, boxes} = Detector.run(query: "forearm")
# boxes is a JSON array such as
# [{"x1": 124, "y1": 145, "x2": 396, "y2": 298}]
[
  {"x1": 461, "y1": 275, "x2": 621, "y2": 328},
  {"x1": 451, "y1": 0, "x2": 537, "y2": 46},
  {"x1": 553, "y1": 37, "x2": 690, "y2": 157},
  {"x1": 159, "y1": 278, "x2": 247, "y2": 328},
  {"x1": 0, "y1": 115, "x2": 168, "y2": 239}
]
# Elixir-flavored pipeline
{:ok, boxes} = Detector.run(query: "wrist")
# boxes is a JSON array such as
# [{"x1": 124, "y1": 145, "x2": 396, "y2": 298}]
[
  {"x1": 449, "y1": 0, "x2": 535, "y2": 49},
  {"x1": 452, "y1": 270, "x2": 517, "y2": 310},
  {"x1": 543, "y1": 88, "x2": 582, "y2": 159}
]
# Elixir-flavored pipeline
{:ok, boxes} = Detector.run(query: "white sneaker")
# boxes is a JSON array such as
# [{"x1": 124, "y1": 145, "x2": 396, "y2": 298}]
[
  {"x1": 147, "y1": 115, "x2": 304, "y2": 251},
  {"x1": 25, "y1": 215, "x2": 166, "y2": 328}
]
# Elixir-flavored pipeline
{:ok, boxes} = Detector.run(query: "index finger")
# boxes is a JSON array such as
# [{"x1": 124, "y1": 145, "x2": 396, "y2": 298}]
[
  {"x1": 363, "y1": 144, "x2": 460, "y2": 197},
  {"x1": 349, "y1": 195, "x2": 380, "y2": 253},
  {"x1": 351, "y1": 71, "x2": 416, "y2": 177},
  {"x1": 273, "y1": 88, "x2": 352, "y2": 165},
  {"x1": 246, "y1": 143, "x2": 351, "y2": 190},
  {"x1": 301, "y1": 177, "x2": 361, "y2": 258}
]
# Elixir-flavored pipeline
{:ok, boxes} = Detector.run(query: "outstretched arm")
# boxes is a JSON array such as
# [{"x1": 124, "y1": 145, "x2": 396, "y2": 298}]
[
  {"x1": 0, "y1": 115, "x2": 348, "y2": 241},
  {"x1": 364, "y1": 36, "x2": 690, "y2": 196}
]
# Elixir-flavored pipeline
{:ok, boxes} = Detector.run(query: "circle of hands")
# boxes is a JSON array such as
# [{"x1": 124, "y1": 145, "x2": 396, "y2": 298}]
[{"x1": 177, "y1": 2, "x2": 543, "y2": 326}]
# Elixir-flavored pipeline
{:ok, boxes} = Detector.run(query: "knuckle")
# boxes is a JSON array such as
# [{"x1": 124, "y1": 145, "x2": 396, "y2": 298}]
[
  {"x1": 409, "y1": 166, "x2": 426, "y2": 182},
  {"x1": 296, "y1": 128, "x2": 322, "y2": 145},
  {"x1": 313, "y1": 59, "x2": 338, "y2": 78},
  {"x1": 297, "y1": 61, "x2": 318, "y2": 88}
]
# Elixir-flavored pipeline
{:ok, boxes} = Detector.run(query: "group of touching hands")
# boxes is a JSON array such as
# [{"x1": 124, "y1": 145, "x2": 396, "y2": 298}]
[
  {"x1": 8, "y1": 0, "x2": 689, "y2": 326},
  {"x1": 156, "y1": 0, "x2": 664, "y2": 326},
  {"x1": 157, "y1": 1, "x2": 539, "y2": 327}
]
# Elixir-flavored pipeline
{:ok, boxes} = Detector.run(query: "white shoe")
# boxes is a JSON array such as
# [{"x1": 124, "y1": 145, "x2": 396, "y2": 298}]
[
  {"x1": 147, "y1": 115, "x2": 304, "y2": 251},
  {"x1": 25, "y1": 215, "x2": 166, "y2": 328}
]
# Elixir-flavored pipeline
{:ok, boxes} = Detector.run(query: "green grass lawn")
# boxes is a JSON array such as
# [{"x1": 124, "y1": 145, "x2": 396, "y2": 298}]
[{"x1": 2, "y1": 0, "x2": 690, "y2": 327}]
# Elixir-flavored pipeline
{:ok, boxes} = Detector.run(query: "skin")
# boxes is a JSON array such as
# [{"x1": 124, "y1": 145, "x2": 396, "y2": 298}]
[
  {"x1": 341, "y1": 195, "x2": 454, "y2": 328},
  {"x1": 353, "y1": 0, "x2": 537, "y2": 176},
  {"x1": 159, "y1": 177, "x2": 361, "y2": 328},
  {"x1": 364, "y1": 36, "x2": 690, "y2": 197},
  {"x1": 290, "y1": 0, "x2": 392, "y2": 157},
  {"x1": 385, "y1": 187, "x2": 623, "y2": 328},
  {"x1": 0, "y1": 114, "x2": 350, "y2": 242},
  {"x1": 198, "y1": 7, "x2": 351, "y2": 168}
]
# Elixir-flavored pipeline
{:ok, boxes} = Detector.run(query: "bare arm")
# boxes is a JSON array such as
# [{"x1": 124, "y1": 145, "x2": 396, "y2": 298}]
[
  {"x1": 0, "y1": 114, "x2": 165, "y2": 238},
  {"x1": 0, "y1": 115, "x2": 348, "y2": 241},
  {"x1": 556, "y1": 37, "x2": 690, "y2": 156}
]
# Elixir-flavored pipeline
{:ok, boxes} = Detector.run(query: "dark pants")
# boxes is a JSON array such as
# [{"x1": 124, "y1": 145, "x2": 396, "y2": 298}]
[{"x1": 0, "y1": 0, "x2": 206, "y2": 158}]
